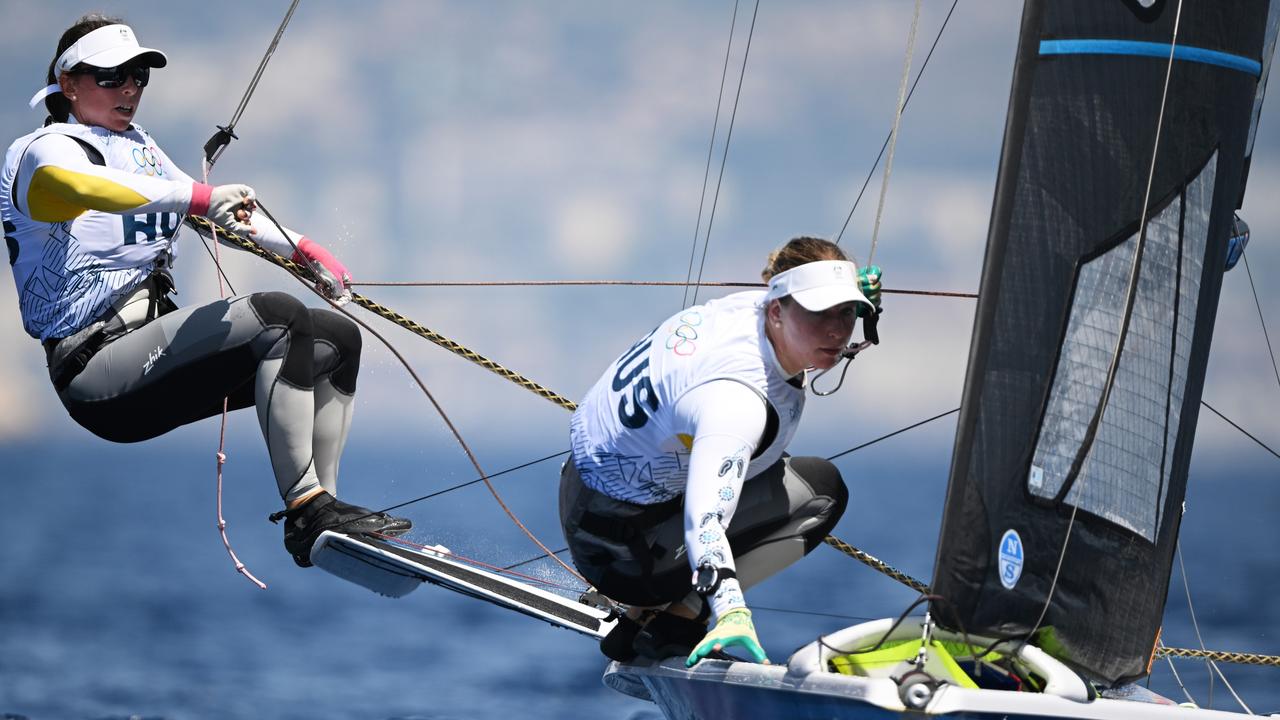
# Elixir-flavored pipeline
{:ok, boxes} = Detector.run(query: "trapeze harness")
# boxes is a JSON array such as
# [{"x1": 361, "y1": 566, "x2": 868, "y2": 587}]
[
  {"x1": 1, "y1": 121, "x2": 358, "y2": 503},
  {"x1": 561, "y1": 291, "x2": 848, "y2": 618}
]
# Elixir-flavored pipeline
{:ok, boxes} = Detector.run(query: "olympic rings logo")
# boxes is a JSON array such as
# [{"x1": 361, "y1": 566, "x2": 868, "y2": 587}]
[
  {"x1": 665, "y1": 311, "x2": 702, "y2": 356},
  {"x1": 132, "y1": 146, "x2": 164, "y2": 177}
]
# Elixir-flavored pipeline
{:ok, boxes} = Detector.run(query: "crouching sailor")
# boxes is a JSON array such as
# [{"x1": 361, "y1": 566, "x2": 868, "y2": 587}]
[
  {"x1": 2, "y1": 14, "x2": 411, "y2": 568},
  {"x1": 561, "y1": 236, "x2": 882, "y2": 666}
]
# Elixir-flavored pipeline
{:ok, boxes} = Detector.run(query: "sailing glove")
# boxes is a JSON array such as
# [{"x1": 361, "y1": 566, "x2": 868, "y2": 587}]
[
  {"x1": 856, "y1": 265, "x2": 882, "y2": 319},
  {"x1": 201, "y1": 183, "x2": 257, "y2": 237},
  {"x1": 686, "y1": 608, "x2": 769, "y2": 667},
  {"x1": 293, "y1": 237, "x2": 353, "y2": 305}
]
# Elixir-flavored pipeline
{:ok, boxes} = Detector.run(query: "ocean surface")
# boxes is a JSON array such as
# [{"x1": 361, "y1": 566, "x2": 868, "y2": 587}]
[{"x1": 1, "y1": 427, "x2": 1277, "y2": 719}]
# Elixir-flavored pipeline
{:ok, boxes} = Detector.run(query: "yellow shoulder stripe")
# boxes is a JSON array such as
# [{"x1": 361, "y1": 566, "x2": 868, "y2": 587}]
[{"x1": 27, "y1": 165, "x2": 151, "y2": 223}]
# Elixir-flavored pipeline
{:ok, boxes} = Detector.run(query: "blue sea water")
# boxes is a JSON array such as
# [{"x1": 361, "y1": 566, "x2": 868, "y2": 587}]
[{"x1": 1, "y1": 426, "x2": 1277, "y2": 719}]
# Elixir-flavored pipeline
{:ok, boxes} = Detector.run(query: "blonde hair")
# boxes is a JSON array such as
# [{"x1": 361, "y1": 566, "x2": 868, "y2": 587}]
[{"x1": 760, "y1": 236, "x2": 848, "y2": 282}]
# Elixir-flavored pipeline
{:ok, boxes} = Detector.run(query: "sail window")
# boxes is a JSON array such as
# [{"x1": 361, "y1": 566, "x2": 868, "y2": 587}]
[{"x1": 1027, "y1": 152, "x2": 1216, "y2": 542}]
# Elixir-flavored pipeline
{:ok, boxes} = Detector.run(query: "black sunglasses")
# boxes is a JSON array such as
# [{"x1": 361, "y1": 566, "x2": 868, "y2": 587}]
[{"x1": 73, "y1": 63, "x2": 151, "y2": 89}]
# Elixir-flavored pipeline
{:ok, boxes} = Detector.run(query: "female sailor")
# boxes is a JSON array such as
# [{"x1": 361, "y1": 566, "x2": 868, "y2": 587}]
[
  {"x1": 561, "y1": 236, "x2": 882, "y2": 666},
  {"x1": 1, "y1": 14, "x2": 410, "y2": 568}
]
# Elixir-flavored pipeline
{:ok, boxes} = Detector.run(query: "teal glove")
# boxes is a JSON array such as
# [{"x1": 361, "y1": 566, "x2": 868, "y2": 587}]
[
  {"x1": 686, "y1": 608, "x2": 769, "y2": 667},
  {"x1": 857, "y1": 265, "x2": 882, "y2": 318}
]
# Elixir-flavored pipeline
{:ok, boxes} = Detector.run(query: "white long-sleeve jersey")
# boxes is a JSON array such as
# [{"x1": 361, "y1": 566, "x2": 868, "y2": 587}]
[{"x1": 570, "y1": 290, "x2": 807, "y2": 616}]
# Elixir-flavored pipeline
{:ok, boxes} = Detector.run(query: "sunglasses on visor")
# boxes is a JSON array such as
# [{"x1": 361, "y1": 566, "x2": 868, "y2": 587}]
[{"x1": 74, "y1": 63, "x2": 151, "y2": 89}]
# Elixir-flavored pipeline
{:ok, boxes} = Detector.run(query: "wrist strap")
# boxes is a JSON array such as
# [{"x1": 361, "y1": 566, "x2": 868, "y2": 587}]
[{"x1": 693, "y1": 565, "x2": 737, "y2": 597}]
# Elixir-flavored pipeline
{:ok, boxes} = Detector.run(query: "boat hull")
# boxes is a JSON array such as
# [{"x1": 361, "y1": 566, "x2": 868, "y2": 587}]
[{"x1": 603, "y1": 618, "x2": 1253, "y2": 720}]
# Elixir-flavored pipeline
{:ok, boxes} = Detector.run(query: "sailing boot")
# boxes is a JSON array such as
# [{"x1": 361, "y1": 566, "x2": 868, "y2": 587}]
[
  {"x1": 271, "y1": 492, "x2": 413, "y2": 567},
  {"x1": 631, "y1": 612, "x2": 707, "y2": 661},
  {"x1": 600, "y1": 615, "x2": 644, "y2": 662}
]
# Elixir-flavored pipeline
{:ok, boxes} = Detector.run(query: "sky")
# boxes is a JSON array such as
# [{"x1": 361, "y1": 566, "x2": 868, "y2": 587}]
[{"x1": 0, "y1": 1, "x2": 1275, "y2": 481}]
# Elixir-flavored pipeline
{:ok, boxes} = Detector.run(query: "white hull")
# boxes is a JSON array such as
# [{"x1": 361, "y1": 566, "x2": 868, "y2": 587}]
[{"x1": 604, "y1": 618, "x2": 1248, "y2": 720}]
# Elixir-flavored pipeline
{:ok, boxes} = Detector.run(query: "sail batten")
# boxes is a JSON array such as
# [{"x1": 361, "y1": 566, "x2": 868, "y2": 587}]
[{"x1": 931, "y1": 0, "x2": 1275, "y2": 685}]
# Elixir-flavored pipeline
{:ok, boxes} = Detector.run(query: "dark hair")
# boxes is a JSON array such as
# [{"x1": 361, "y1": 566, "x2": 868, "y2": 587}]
[
  {"x1": 760, "y1": 236, "x2": 848, "y2": 282},
  {"x1": 44, "y1": 13, "x2": 123, "y2": 123}
]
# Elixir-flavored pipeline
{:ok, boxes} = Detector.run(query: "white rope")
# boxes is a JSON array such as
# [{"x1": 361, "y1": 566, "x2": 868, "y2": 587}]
[
  {"x1": 867, "y1": 0, "x2": 922, "y2": 266},
  {"x1": 1161, "y1": 646, "x2": 1199, "y2": 705},
  {"x1": 1209, "y1": 659, "x2": 1255, "y2": 714},
  {"x1": 1176, "y1": 541, "x2": 1214, "y2": 703}
]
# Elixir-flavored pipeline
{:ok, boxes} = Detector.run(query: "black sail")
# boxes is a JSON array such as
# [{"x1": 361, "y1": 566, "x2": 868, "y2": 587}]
[{"x1": 930, "y1": 0, "x2": 1276, "y2": 684}]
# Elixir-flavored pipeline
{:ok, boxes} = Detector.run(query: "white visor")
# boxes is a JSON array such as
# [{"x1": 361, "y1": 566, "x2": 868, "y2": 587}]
[
  {"x1": 764, "y1": 260, "x2": 873, "y2": 312},
  {"x1": 30, "y1": 24, "x2": 167, "y2": 109}
]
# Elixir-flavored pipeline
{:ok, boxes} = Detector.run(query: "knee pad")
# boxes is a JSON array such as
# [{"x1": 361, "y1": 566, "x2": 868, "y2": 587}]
[
  {"x1": 249, "y1": 291, "x2": 314, "y2": 389},
  {"x1": 787, "y1": 456, "x2": 849, "y2": 550},
  {"x1": 311, "y1": 309, "x2": 362, "y2": 394}
]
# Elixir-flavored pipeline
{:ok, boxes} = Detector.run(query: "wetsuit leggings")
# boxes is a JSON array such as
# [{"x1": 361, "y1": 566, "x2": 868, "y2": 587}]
[
  {"x1": 57, "y1": 291, "x2": 360, "y2": 503},
  {"x1": 560, "y1": 455, "x2": 848, "y2": 610}
]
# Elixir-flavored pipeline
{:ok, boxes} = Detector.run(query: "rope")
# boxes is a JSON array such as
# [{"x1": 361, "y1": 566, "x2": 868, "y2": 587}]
[
  {"x1": 683, "y1": 0, "x2": 741, "y2": 310},
  {"x1": 835, "y1": 0, "x2": 959, "y2": 245},
  {"x1": 202, "y1": 161, "x2": 265, "y2": 589},
  {"x1": 348, "y1": 278, "x2": 977, "y2": 299},
  {"x1": 865, "y1": 0, "x2": 922, "y2": 267},
  {"x1": 689, "y1": 0, "x2": 760, "y2": 308},
  {"x1": 193, "y1": 215, "x2": 586, "y2": 583},
  {"x1": 1156, "y1": 646, "x2": 1280, "y2": 667},
  {"x1": 186, "y1": 216, "x2": 578, "y2": 412},
  {"x1": 822, "y1": 536, "x2": 929, "y2": 594},
  {"x1": 820, "y1": 536, "x2": 1280, "y2": 668}
]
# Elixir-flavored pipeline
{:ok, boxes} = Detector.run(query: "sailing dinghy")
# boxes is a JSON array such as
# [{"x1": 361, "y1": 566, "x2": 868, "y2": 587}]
[
  {"x1": 301, "y1": 0, "x2": 1277, "y2": 716},
  {"x1": 601, "y1": 1, "x2": 1279, "y2": 717}
]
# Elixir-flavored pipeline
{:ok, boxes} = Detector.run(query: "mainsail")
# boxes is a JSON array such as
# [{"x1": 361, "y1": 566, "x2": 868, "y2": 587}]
[{"x1": 931, "y1": 0, "x2": 1277, "y2": 685}]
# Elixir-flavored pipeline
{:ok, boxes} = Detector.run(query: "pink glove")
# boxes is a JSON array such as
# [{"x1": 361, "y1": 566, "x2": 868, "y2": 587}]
[{"x1": 292, "y1": 237, "x2": 352, "y2": 304}]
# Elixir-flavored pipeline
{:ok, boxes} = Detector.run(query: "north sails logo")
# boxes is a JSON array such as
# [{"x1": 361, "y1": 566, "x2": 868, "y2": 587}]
[{"x1": 143, "y1": 345, "x2": 165, "y2": 374}]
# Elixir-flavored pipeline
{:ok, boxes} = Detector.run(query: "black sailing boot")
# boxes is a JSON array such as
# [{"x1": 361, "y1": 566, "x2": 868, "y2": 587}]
[
  {"x1": 270, "y1": 492, "x2": 413, "y2": 567},
  {"x1": 631, "y1": 612, "x2": 708, "y2": 661}
]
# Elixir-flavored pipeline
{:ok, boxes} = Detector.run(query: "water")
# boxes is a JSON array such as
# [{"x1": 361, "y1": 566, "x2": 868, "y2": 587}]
[{"x1": 1, "y1": 430, "x2": 1277, "y2": 719}]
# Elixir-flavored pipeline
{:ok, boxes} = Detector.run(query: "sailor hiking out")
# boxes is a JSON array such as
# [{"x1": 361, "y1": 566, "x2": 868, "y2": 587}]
[
  {"x1": 562, "y1": 236, "x2": 883, "y2": 666},
  {"x1": 1, "y1": 14, "x2": 411, "y2": 567}
]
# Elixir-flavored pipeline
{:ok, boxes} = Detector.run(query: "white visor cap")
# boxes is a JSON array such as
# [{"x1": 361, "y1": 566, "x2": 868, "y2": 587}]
[
  {"x1": 55, "y1": 24, "x2": 168, "y2": 73},
  {"x1": 764, "y1": 260, "x2": 873, "y2": 312},
  {"x1": 30, "y1": 24, "x2": 168, "y2": 109}
]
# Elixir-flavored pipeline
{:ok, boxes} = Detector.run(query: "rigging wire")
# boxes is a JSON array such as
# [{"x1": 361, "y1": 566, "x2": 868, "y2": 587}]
[
  {"x1": 1241, "y1": 251, "x2": 1280, "y2": 392},
  {"x1": 1176, "y1": 540, "x2": 1216, "y2": 707},
  {"x1": 835, "y1": 0, "x2": 959, "y2": 245},
  {"x1": 688, "y1": 0, "x2": 761, "y2": 308},
  {"x1": 864, "y1": 0, "x2": 922, "y2": 267},
  {"x1": 380, "y1": 450, "x2": 570, "y2": 518},
  {"x1": 1209, "y1": 660, "x2": 1256, "y2": 714},
  {"x1": 1161, "y1": 647, "x2": 1200, "y2": 705},
  {"x1": 825, "y1": 407, "x2": 958, "y2": 462},
  {"x1": 1200, "y1": 401, "x2": 1280, "y2": 461},
  {"x1": 348, "y1": 278, "x2": 977, "y2": 299},
  {"x1": 201, "y1": 0, "x2": 302, "y2": 173},
  {"x1": 682, "y1": 0, "x2": 741, "y2": 310}
]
